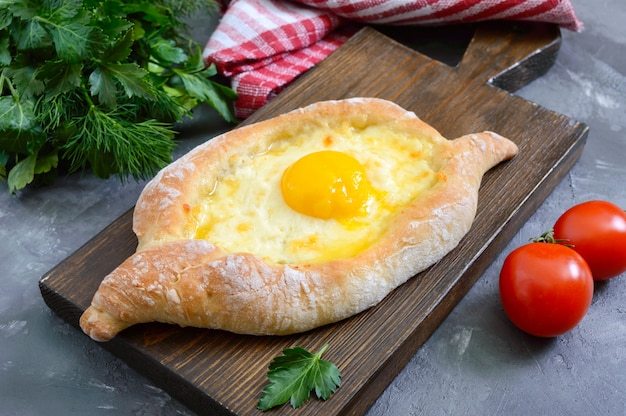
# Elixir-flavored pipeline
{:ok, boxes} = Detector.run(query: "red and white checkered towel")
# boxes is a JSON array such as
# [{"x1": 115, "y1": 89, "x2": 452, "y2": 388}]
[{"x1": 203, "y1": 0, "x2": 583, "y2": 118}]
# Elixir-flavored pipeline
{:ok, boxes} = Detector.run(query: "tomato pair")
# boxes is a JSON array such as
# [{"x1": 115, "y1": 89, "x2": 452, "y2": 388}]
[{"x1": 499, "y1": 200, "x2": 626, "y2": 338}]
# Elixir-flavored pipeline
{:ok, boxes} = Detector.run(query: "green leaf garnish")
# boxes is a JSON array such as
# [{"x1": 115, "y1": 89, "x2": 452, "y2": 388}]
[
  {"x1": 257, "y1": 344, "x2": 342, "y2": 411},
  {"x1": 0, "y1": 0, "x2": 236, "y2": 192}
]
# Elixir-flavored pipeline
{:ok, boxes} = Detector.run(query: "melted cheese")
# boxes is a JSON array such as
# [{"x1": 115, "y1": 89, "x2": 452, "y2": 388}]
[{"x1": 188, "y1": 121, "x2": 439, "y2": 264}]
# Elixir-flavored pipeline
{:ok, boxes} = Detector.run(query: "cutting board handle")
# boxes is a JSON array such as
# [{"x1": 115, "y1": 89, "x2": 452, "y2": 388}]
[{"x1": 458, "y1": 22, "x2": 562, "y2": 92}]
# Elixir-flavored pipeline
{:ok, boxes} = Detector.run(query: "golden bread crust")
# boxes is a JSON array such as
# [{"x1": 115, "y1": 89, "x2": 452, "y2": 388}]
[{"x1": 80, "y1": 98, "x2": 518, "y2": 341}]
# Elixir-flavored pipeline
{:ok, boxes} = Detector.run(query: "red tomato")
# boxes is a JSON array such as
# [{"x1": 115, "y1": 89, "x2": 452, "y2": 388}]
[
  {"x1": 499, "y1": 242, "x2": 594, "y2": 337},
  {"x1": 553, "y1": 200, "x2": 626, "y2": 280}
]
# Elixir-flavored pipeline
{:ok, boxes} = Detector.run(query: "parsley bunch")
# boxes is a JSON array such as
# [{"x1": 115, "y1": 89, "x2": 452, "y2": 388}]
[{"x1": 0, "y1": 0, "x2": 236, "y2": 193}]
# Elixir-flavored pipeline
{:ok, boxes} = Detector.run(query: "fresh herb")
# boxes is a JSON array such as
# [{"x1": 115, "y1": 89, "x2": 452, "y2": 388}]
[
  {"x1": 257, "y1": 344, "x2": 342, "y2": 411},
  {"x1": 0, "y1": 0, "x2": 237, "y2": 193}
]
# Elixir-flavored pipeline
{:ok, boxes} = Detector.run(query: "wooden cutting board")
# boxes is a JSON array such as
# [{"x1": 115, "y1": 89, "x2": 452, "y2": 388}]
[{"x1": 40, "y1": 22, "x2": 588, "y2": 416}]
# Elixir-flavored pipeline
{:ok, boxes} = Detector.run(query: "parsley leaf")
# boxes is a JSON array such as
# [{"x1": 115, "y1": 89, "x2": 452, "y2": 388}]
[
  {"x1": 45, "y1": 10, "x2": 94, "y2": 60},
  {"x1": 257, "y1": 344, "x2": 342, "y2": 411},
  {"x1": 38, "y1": 61, "x2": 83, "y2": 98},
  {"x1": 7, "y1": 150, "x2": 37, "y2": 193},
  {"x1": 0, "y1": 95, "x2": 45, "y2": 153},
  {"x1": 99, "y1": 62, "x2": 155, "y2": 100}
]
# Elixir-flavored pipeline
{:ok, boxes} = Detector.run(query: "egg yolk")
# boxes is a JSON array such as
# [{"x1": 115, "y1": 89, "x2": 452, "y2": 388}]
[{"x1": 281, "y1": 150, "x2": 374, "y2": 220}]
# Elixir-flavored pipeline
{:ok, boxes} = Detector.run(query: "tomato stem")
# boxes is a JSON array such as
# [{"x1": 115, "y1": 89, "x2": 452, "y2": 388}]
[{"x1": 531, "y1": 230, "x2": 572, "y2": 247}]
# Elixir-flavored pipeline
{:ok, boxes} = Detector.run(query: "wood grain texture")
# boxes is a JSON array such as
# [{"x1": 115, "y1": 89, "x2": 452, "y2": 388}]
[{"x1": 40, "y1": 22, "x2": 588, "y2": 416}]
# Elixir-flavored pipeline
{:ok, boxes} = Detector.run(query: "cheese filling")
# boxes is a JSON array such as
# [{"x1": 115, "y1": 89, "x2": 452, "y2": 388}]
[{"x1": 187, "y1": 122, "x2": 439, "y2": 264}]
